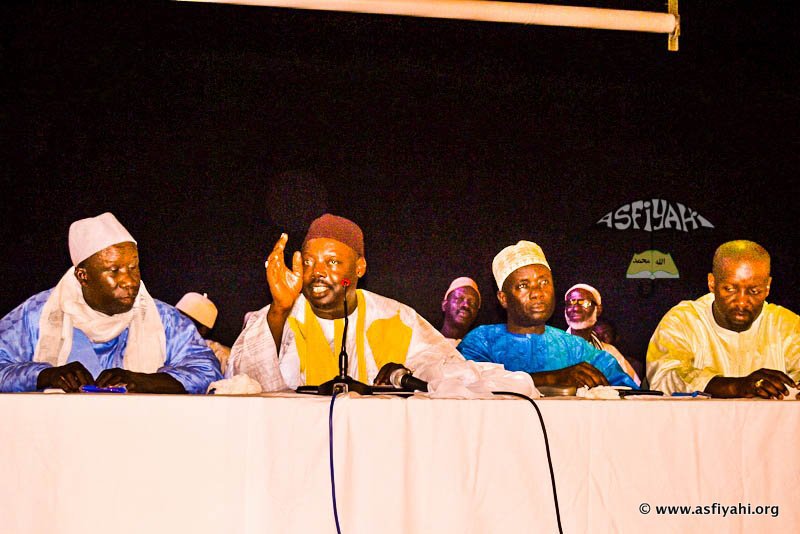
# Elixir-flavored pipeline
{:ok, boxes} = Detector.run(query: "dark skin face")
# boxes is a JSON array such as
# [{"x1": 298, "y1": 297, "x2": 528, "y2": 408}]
[
  {"x1": 264, "y1": 233, "x2": 402, "y2": 385},
  {"x1": 37, "y1": 242, "x2": 185, "y2": 393},
  {"x1": 707, "y1": 257, "x2": 771, "y2": 332},
  {"x1": 441, "y1": 286, "x2": 480, "y2": 331},
  {"x1": 703, "y1": 243, "x2": 797, "y2": 398},
  {"x1": 75, "y1": 242, "x2": 140, "y2": 316},
  {"x1": 301, "y1": 238, "x2": 366, "y2": 320},
  {"x1": 497, "y1": 264, "x2": 555, "y2": 334},
  {"x1": 498, "y1": 265, "x2": 607, "y2": 387},
  {"x1": 564, "y1": 288, "x2": 600, "y2": 329},
  {"x1": 593, "y1": 319, "x2": 617, "y2": 345}
]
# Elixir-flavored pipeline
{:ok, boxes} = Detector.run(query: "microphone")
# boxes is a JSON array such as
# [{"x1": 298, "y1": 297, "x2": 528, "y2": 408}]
[
  {"x1": 389, "y1": 367, "x2": 429, "y2": 392},
  {"x1": 338, "y1": 278, "x2": 351, "y2": 379},
  {"x1": 300, "y1": 276, "x2": 372, "y2": 396}
]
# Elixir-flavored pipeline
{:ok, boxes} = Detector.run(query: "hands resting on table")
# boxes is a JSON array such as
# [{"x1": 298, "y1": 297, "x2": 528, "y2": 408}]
[
  {"x1": 705, "y1": 368, "x2": 798, "y2": 399},
  {"x1": 528, "y1": 363, "x2": 799, "y2": 400},
  {"x1": 530, "y1": 362, "x2": 609, "y2": 389},
  {"x1": 34, "y1": 359, "x2": 797, "y2": 399},
  {"x1": 36, "y1": 361, "x2": 186, "y2": 394},
  {"x1": 36, "y1": 360, "x2": 408, "y2": 394}
]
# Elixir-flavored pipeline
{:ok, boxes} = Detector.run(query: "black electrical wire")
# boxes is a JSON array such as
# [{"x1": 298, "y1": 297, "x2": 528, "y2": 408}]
[
  {"x1": 328, "y1": 393, "x2": 343, "y2": 534},
  {"x1": 492, "y1": 391, "x2": 564, "y2": 534},
  {"x1": 327, "y1": 390, "x2": 562, "y2": 534}
]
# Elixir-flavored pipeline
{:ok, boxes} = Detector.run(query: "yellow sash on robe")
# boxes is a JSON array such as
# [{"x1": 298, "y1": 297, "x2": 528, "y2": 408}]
[{"x1": 288, "y1": 290, "x2": 412, "y2": 385}]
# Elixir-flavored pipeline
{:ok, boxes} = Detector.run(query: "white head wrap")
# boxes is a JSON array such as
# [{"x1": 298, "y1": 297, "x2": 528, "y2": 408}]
[
  {"x1": 443, "y1": 277, "x2": 481, "y2": 305},
  {"x1": 68, "y1": 212, "x2": 136, "y2": 266},
  {"x1": 175, "y1": 292, "x2": 219, "y2": 329},
  {"x1": 564, "y1": 283, "x2": 602, "y2": 306},
  {"x1": 492, "y1": 240, "x2": 550, "y2": 290}
]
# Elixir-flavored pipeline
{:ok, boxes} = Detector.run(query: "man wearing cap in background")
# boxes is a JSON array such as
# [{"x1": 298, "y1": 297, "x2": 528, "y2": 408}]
[
  {"x1": 228, "y1": 213, "x2": 466, "y2": 391},
  {"x1": 175, "y1": 292, "x2": 231, "y2": 375},
  {"x1": 458, "y1": 240, "x2": 638, "y2": 389},
  {"x1": 0, "y1": 212, "x2": 222, "y2": 393},
  {"x1": 564, "y1": 283, "x2": 640, "y2": 385},
  {"x1": 439, "y1": 277, "x2": 481, "y2": 345}
]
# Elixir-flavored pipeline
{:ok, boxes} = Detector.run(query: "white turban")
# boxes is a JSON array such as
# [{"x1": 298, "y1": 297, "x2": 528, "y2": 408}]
[
  {"x1": 175, "y1": 292, "x2": 219, "y2": 329},
  {"x1": 564, "y1": 283, "x2": 602, "y2": 305},
  {"x1": 68, "y1": 212, "x2": 136, "y2": 266},
  {"x1": 492, "y1": 240, "x2": 550, "y2": 290},
  {"x1": 443, "y1": 276, "x2": 481, "y2": 305}
]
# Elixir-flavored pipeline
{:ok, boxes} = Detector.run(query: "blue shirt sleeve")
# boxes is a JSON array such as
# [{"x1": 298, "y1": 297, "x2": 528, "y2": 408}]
[
  {"x1": 459, "y1": 325, "x2": 638, "y2": 389},
  {"x1": 1, "y1": 294, "x2": 222, "y2": 393},
  {"x1": 0, "y1": 291, "x2": 54, "y2": 392},
  {"x1": 576, "y1": 338, "x2": 638, "y2": 389},
  {"x1": 155, "y1": 301, "x2": 223, "y2": 394}
]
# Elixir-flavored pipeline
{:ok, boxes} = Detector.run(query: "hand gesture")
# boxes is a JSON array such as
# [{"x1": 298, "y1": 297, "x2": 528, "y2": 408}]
[{"x1": 265, "y1": 233, "x2": 303, "y2": 313}]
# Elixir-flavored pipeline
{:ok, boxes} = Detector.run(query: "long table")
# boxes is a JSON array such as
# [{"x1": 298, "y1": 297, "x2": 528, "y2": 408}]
[{"x1": 0, "y1": 392, "x2": 797, "y2": 533}]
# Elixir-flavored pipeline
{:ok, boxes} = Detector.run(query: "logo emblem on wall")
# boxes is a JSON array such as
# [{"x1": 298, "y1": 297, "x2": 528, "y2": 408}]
[
  {"x1": 627, "y1": 250, "x2": 680, "y2": 279},
  {"x1": 596, "y1": 199, "x2": 714, "y2": 232}
]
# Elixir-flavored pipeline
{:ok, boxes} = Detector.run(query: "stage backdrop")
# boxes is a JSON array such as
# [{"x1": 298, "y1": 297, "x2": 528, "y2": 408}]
[{"x1": 2, "y1": 2, "x2": 798, "y2": 378}]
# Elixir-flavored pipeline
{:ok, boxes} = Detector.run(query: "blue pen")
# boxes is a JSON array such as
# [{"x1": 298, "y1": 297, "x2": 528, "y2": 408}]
[
  {"x1": 671, "y1": 391, "x2": 710, "y2": 398},
  {"x1": 80, "y1": 385, "x2": 128, "y2": 394}
]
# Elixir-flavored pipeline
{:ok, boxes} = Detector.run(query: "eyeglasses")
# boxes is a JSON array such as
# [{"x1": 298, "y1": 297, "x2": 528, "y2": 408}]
[{"x1": 565, "y1": 298, "x2": 595, "y2": 310}]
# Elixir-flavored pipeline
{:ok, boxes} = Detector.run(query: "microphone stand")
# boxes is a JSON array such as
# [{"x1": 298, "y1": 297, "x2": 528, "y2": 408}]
[{"x1": 300, "y1": 280, "x2": 372, "y2": 396}]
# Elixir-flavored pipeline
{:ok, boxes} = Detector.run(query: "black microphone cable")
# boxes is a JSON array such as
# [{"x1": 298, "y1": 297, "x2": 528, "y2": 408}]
[
  {"x1": 326, "y1": 388, "x2": 562, "y2": 534},
  {"x1": 328, "y1": 393, "x2": 343, "y2": 534},
  {"x1": 492, "y1": 390, "x2": 563, "y2": 534}
]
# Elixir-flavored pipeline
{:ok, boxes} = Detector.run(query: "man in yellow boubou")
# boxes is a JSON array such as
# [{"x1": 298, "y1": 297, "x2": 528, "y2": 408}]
[{"x1": 228, "y1": 213, "x2": 462, "y2": 391}]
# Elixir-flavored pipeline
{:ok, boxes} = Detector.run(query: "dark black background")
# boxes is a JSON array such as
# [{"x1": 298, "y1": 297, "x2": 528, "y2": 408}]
[{"x1": 2, "y1": 1, "x2": 798, "y2": 376}]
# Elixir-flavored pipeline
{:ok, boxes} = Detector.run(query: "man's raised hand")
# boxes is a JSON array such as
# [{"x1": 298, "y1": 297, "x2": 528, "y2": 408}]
[{"x1": 265, "y1": 233, "x2": 303, "y2": 312}]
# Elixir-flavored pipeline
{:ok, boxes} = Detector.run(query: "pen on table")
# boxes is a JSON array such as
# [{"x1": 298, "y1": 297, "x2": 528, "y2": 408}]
[
  {"x1": 79, "y1": 385, "x2": 128, "y2": 394},
  {"x1": 671, "y1": 391, "x2": 710, "y2": 398}
]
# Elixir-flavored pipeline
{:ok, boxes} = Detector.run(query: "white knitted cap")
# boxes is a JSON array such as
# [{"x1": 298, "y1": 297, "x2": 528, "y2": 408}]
[
  {"x1": 443, "y1": 276, "x2": 481, "y2": 305},
  {"x1": 564, "y1": 283, "x2": 602, "y2": 305},
  {"x1": 175, "y1": 292, "x2": 219, "y2": 329},
  {"x1": 68, "y1": 212, "x2": 136, "y2": 266},
  {"x1": 492, "y1": 240, "x2": 550, "y2": 290}
]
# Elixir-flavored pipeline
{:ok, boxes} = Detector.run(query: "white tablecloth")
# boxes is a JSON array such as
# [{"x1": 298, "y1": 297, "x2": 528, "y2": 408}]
[{"x1": 0, "y1": 393, "x2": 797, "y2": 533}]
